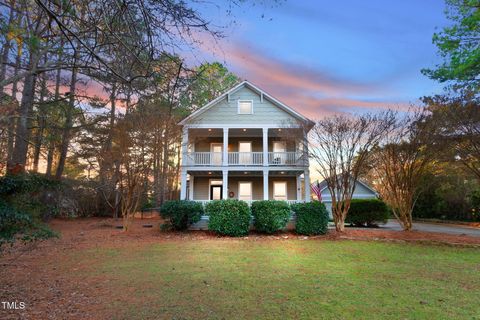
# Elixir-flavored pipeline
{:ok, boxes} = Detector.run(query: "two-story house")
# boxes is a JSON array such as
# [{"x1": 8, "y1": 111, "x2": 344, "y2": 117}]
[{"x1": 179, "y1": 81, "x2": 314, "y2": 207}]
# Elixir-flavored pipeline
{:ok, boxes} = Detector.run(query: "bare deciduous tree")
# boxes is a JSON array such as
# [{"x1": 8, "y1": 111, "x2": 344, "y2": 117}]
[
  {"x1": 114, "y1": 113, "x2": 152, "y2": 231},
  {"x1": 309, "y1": 112, "x2": 395, "y2": 232},
  {"x1": 368, "y1": 108, "x2": 436, "y2": 231}
]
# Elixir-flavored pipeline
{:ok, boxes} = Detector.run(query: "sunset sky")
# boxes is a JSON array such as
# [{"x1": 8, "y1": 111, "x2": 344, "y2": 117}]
[{"x1": 190, "y1": 0, "x2": 450, "y2": 119}]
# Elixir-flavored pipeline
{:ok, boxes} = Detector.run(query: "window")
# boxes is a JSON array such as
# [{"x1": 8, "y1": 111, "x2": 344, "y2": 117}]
[
  {"x1": 238, "y1": 182, "x2": 252, "y2": 201},
  {"x1": 273, "y1": 141, "x2": 286, "y2": 153},
  {"x1": 210, "y1": 143, "x2": 223, "y2": 165},
  {"x1": 238, "y1": 142, "x2": 252, "y2": 164},
  {"x1": 272, "y1": 141, "x2": 287, "y2": 164},
  {"x1": 273, "y1": 181, "x2": 287, "y2": 200},
  {"x1": 238, "y1": 100, "x2": 253, "y2": 114}
]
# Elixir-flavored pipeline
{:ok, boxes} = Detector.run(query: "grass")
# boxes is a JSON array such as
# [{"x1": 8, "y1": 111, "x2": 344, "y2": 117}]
[{"x1": 68, "y1": 240, "x2": 480, "y2": 320}]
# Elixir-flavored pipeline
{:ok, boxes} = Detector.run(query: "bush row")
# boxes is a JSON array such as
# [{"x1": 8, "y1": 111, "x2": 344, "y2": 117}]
[
  {"x1": 159, "y1": 199, "x2": 329, "y2": 236},
  {"x1": 345, "y1": 199, "x2": 389, "y2": 227}
]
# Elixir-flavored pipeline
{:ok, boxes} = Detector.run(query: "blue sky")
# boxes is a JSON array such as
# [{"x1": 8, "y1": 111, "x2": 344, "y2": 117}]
[{"x1": 189, "y1": 0, "x2": 450, "y2": 118}]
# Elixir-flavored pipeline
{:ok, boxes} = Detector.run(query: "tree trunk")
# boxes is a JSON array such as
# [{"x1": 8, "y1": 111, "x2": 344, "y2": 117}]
[
  {"x1": 55, "y1": 62, "x2": 77, "y2": 179},
  {"x1": 45, "y1": 141, "x2": 55, "y2": 177},
  {"x1": 401, "y1": 210, "x2": 413, "y2": 231},
  {"x1": 332, "y1": 204, "x2": 347, "y2": 232},
  {"x1": 6, "y1": 51, "x2": 21, "y2": 168},
  {"x1": 10, "y1": 53, "x2": 38, "y2": 172},
  {"x1": 46, "y1": 62, "x2": 62, "y2": 177},
  {"x1": 0, "y1": 4, "x2": 15, "y2": 97},
  {"x1": 335, "y1": 219, "x2": 345, "y2": 232},
  {"x1": 97, "y1": 82, "x2": 117, "y2": 215},
  {"x1": 32, "y1": 68, "x2": 48, "y2": 172},
  {"x1": 108, "y1": 84, "x2": 116, "y2": 145}
]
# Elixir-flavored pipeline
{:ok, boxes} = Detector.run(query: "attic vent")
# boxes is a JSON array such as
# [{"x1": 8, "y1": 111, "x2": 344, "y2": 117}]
[{"x1": 238, "y1": 100, "x2": 253, "y2": 114}]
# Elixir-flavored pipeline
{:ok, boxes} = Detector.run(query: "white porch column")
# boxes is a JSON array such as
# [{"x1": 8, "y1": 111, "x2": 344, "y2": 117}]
[
  {"x1": 189, "y1": 175, "x2": 194, "y2": 200},
  {"x1": 180, "y1": 170, "x2": 187, "y2": 200},
  {"x1": 263, "y1": 169, "x2": 269, "y2": 200},
  {"x1": 181, "y1": 126, "x2": 188, "y2": 166},
  {"x1": 296, "y1": 174, "x2": 302, "y2": 201},
  {"x1": 262, "y1": 128, "x2": 268, "y2": 166},
  {"x1": 223, "y1": 128, "x2": 229, "y2": 166},
  {"x1": 222, "y1": 169, "x2": 228, "y2": 199},
  {"x1": 304, "y1": 169, "x2": 311, "y2": 202}
]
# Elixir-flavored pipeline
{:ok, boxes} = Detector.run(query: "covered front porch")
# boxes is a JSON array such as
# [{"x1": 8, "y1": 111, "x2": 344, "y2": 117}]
[{"x1": 184, "y1": 169, "x2": 311, "y2": 205}]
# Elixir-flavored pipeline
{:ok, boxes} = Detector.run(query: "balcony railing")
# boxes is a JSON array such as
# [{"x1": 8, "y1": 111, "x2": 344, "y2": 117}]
[
  {"x1": 268, "y1": 152, "x2": 307, "y2": 166},
  {"x1": 185, "y1": 152, "x2": 222, "y2": 166},
  {"x1": 184, "y1": 152, "x2": 307, "y2": 166},
  {"x1": 228, "y1": 152, "x2": 263, "y2": 165}
]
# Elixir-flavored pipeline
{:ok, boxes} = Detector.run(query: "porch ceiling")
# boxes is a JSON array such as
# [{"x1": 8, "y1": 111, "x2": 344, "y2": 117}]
[{"x1": 188, "y1": 128, "x2": 303, "y2": 138}]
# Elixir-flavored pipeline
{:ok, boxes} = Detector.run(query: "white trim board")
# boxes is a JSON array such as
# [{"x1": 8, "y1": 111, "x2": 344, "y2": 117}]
[
  {"x1": 182, "y1": 166, "x2": 308, "y2": 172},
  {"x1": 184, "y1": 124, "x2": 304, "y2": 129}
]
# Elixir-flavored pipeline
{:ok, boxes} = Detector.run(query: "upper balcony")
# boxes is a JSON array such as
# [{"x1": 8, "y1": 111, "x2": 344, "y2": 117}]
[
  {"x1": 181, "y1": 127, "x2": 308, "y2": 168},
  {"x1": 184, "y1": 151, "x2": 307, "y2": 166}
]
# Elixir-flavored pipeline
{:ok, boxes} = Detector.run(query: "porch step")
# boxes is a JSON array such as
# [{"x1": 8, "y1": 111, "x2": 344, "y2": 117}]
[{"x1": 190, "y1": 216, "x2": 210, "y2": 230}]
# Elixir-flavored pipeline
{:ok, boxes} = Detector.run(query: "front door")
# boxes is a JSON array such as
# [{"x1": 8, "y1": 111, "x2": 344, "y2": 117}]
[{"x1": 210, "y1": 185, "x2": 223, "y2": 200}]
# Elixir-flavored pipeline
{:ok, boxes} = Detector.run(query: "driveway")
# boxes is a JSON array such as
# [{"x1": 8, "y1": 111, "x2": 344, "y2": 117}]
[{"x1": 379, "y1": 220, "x2": 480, "y2": 237}]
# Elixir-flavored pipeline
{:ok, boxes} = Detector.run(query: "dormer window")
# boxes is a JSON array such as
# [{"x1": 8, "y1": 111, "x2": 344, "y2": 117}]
[{"x1": 238, "y1": 100, "x2": 253, "y2": 114}]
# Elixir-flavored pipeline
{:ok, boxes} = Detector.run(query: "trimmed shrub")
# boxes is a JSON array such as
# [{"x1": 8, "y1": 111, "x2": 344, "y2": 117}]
[
  {"x1": 292, "y1": 201, "x2": 329, "y2": 235},
  {"x1": 206, "y1": 199, "x2": 251, "y2": 237},
  {"x1": 251, "y1": 200, "x2": 290, "y2": 233},
  {"x1": 345, "y1": 199, "x2": 389, "y2": 227},
  {"x1": 159, "y1": 200, "x2": 203, "y2": 230}
]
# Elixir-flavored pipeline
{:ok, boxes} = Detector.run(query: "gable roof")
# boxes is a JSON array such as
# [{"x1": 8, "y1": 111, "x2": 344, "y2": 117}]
[
  {"x1": 317, "y1": 178, "x2": 378, "y2": 196},
  {"x1": 179, "y1": 80, "x2": 315, "y2": 128}
]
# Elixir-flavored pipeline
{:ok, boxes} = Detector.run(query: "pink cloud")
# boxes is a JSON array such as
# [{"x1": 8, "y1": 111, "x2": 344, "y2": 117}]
[
  {"x1": 195, "y1": 37, "x2": 411, "y2": 119},
  {"x1": 226, "y1": 44, "x2": 371, "y2": 96}
]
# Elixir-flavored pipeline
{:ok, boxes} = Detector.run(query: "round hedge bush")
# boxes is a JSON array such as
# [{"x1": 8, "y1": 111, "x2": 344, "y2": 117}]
[
  {"x1": 251, "y1": 200, "x2": 290, "y2": 233},
  {"x1": 206, "y1": 199, "x2": 251, "y2": 236},
  {"x1": 345, "y1": 199, "x2": 389, "y2": 227},
  {"x1": 159, "y1": 200, "x2": 203, "y2": 230},
  {"x1": 292, "y1": 201, "x2": 329, "y2": 235}
]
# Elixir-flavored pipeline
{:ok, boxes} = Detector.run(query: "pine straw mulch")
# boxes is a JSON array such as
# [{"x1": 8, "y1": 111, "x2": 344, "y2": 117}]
[{"x1": 1, "y1": 217, "x2": 479, "y2": 319}]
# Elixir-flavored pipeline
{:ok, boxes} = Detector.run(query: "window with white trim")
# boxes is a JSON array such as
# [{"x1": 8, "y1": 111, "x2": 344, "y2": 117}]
[
  {"x1": 238, "y1": 182, "x2": 252, "y2": 201},
  {"x1": 238, "y1": 100, "x2": 253, "y2": 114},
  {"x1": 273, "y1": 181, "x2": 287, "y2": 200}
]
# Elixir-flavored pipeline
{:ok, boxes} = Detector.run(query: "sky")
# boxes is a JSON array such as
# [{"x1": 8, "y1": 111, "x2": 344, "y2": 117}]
[{"x1": 187, "y1": 0, "x2": 451, "y2": 119}]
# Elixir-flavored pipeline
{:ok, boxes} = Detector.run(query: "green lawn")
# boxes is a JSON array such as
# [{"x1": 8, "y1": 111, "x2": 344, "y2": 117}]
[{"x1": 70, "y1": 240, "x2": 480, "y2": 319}]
